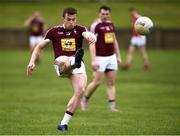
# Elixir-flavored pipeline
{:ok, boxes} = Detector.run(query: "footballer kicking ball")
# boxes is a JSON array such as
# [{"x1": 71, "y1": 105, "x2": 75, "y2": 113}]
[{"x1": 134, "y1": 16, "x2": 153, "y2": 35}]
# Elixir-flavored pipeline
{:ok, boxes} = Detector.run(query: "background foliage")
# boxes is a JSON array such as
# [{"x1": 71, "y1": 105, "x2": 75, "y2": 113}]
[{"x1": 0, "y1": 1, "x2": 180, "y2": 28}]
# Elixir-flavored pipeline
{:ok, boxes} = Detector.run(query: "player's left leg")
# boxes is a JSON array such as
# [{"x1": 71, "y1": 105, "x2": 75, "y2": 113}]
[
  {"x1": 140, "y1": 46, "x2": 149, "y2": 70},
  {"x1": 81, "y1": 71, "x2": 104, "y2": 111},
  {"x1": 68, "y1": 73, "x2": 87, "y2": 112},
  {"x1": 57, "y1": 73, "x2": 87, "y2": 132},
  {"x1": 105, "y1": 70, "x2": 118, "y2": 112}
]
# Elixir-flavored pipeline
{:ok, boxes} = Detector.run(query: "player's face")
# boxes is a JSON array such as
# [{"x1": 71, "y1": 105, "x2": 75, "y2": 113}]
[
  {"x1": 99, "y1": 9, "x2": 110, "y2": 23},
  {"x1": 63, "y1": 13, "x2": 77, "y2": 30}
]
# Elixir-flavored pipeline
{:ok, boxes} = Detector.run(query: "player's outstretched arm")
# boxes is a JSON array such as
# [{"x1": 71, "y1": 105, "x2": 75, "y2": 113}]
[
  {"x1": 27, "y1": 39, "x2": 50, "y2": 76},
  {"x1": 24, "y1": 16, "x2": 34, "y2": 27}
]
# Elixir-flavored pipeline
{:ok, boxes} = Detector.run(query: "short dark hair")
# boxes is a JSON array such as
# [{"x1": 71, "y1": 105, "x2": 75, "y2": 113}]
[
  {"x1": 99, "y1": 5, "x2": 111, "y2": 13},
  {"x1": 63, "y1": 7, "x2": 77, "y2": 17}
]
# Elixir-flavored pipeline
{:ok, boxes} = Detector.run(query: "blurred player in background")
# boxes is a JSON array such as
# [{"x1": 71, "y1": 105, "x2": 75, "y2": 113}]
[
  {"x1": 27, "y1": 7, "x2": 98, "y2": 132},
  {"x1": 81, "y1": 5, "x2": 122, "y2": 112},
  {"x1": 24, "y1": 11, "x2": 45, "y2": 64},
  {"x1": 122, "y1": 7, "x2": 149, "y2": 70}
]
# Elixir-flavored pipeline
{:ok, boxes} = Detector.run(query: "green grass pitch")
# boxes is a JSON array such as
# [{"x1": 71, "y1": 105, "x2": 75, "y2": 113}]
[{"x1": 0, "y1": 49, "x2": 180, "y2": 135}]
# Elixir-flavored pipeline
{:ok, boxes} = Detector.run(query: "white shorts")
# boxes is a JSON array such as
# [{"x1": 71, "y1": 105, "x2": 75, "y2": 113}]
[
  {"x1": 96, "y1": 54, "x2": 118, "y2": 72},
  {"x1": 54, "y1": 56, "x2": 86, "y2": 77},
  {"x1": 29, "y1": 36, "x2": 43, "y2": 48},
  {"x1": 130, "y1": 36, "x2": 146, "y2": 47}
]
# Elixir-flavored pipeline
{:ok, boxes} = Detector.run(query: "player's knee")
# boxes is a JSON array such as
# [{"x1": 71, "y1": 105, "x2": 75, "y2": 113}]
[
  {"x1": 54, "y1": 60, "x2": 63, "y2": 66},
  {"x1": 55, "y1": 56, "x2": 69, "y2": 66},
  {"x1": 75, "y1": 87, "x2": 85, "y2": 98},
  {"x1": 107, "y1": 80, "x2": 115, "y2": 87},
  {"x1": 93, "y1": 80, "x2": 102, "y2": 87}
]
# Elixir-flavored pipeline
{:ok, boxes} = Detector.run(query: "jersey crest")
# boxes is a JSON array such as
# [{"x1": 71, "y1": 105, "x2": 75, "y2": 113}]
[
  {"x1": 61, "y1": 38, "x2": 76, "y2": 51},
  {"x1": 104, "y1": 32, "x2": 114, "y2": 44}
]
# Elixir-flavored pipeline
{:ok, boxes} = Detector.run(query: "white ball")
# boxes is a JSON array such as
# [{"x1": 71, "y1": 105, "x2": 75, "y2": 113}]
[{"x1": 134, "y1": 16, "x2": 153, "y2": 35}]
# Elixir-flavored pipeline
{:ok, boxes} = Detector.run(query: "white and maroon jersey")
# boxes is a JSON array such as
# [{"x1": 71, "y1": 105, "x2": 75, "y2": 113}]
[
  {"x1": 45, "y1": 24, "x2": 86, "y2": 59},
  {"x1": 90, "y1": 19, "x2": 116, "y2": 56},
  {"x1": 131, "y1": 14, "x2": 141, "y2": 36}
]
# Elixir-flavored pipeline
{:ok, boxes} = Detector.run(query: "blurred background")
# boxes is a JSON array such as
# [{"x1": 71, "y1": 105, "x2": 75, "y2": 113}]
[
  {"x1": 0, "y1": 0, "x2": 180, "y2": 49},
  {"x1": 0, "y1": 0, "x2": 180, "y2": 135}
]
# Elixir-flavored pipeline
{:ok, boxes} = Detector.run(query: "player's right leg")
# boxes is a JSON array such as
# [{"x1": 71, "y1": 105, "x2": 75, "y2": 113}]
[
  {"x1": 122, "y1": 45, "x2": 135, "y2": 70},
  {"x1": 54, "y1": 48, "x2": 84, "y2": 76},
  {"x1": 105, "y1": 70, "x2": 119, "y2": 112},
  {"x1": 81, "y1": 72, "x2": 104, "y2": 110}
]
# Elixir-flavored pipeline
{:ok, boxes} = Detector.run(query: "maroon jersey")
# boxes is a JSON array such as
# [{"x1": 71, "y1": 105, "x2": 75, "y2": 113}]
[
  {"x1": 30, "y1": 18, "x2": 44, "y2": 36},
  {"x1": 45, "y1": 24, "x2": 86, "y2": 59},
  {"x1": 132, "y1": 14, "x2": 141, "y2": 36},
  {"x1": 90, "y1": 19, "x2": 115, "y2": 56}
]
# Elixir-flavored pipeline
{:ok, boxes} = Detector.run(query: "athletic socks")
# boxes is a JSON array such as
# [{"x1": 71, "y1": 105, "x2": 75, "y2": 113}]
[
  {"x1": 108, "y1": 100, "x2": 116, "y2": 110},
  {"x1": 81, "y1": 96, "x2": 89, "y2": 103},
  {"x1": 60, "y1": 111, "x2": 74, "y2": 125}
]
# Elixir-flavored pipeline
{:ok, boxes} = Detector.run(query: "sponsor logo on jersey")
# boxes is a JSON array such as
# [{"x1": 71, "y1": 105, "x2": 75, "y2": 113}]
[{"x1": 61, "y1": 38, "x2": 76, "y2": 51}]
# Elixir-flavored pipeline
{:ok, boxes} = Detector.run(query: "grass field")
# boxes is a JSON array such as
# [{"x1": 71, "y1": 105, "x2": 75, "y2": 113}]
[
  {"x1": 0, "y1": 1, "x2": 180, "y2": 28},
  {"x1": 0, "y1": 49, "x2": 180, "y2": 135}
]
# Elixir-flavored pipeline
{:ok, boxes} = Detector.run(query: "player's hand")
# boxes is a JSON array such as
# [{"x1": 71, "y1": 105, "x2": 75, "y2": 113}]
[
  {"x1": 88, "y1": 35, "x2": 96, "y2": 45},
  {"x1": 82, "y1": 31, "x2": 97, "y2": 45},
  {"x1": 27, "y1": 62, "x2": 35, "y2": 76},
  {"x1": 91, "y1": 60, "x2": 99, "y2": 71}
]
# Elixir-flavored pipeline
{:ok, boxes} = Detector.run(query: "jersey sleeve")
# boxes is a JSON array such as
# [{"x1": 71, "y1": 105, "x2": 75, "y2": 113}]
[
  {"x1": 44, "y1": 28, "x2": 54, "y2": 41},
  {"x1": 81, "y1": 26, "x2": 87, "y2": 33},
  {"x1": 78, "y1": 25, "x2": 87, "y2": 38},
  {"x1": 90, "y1": 23, "x2": 96, "y2": 34}
]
